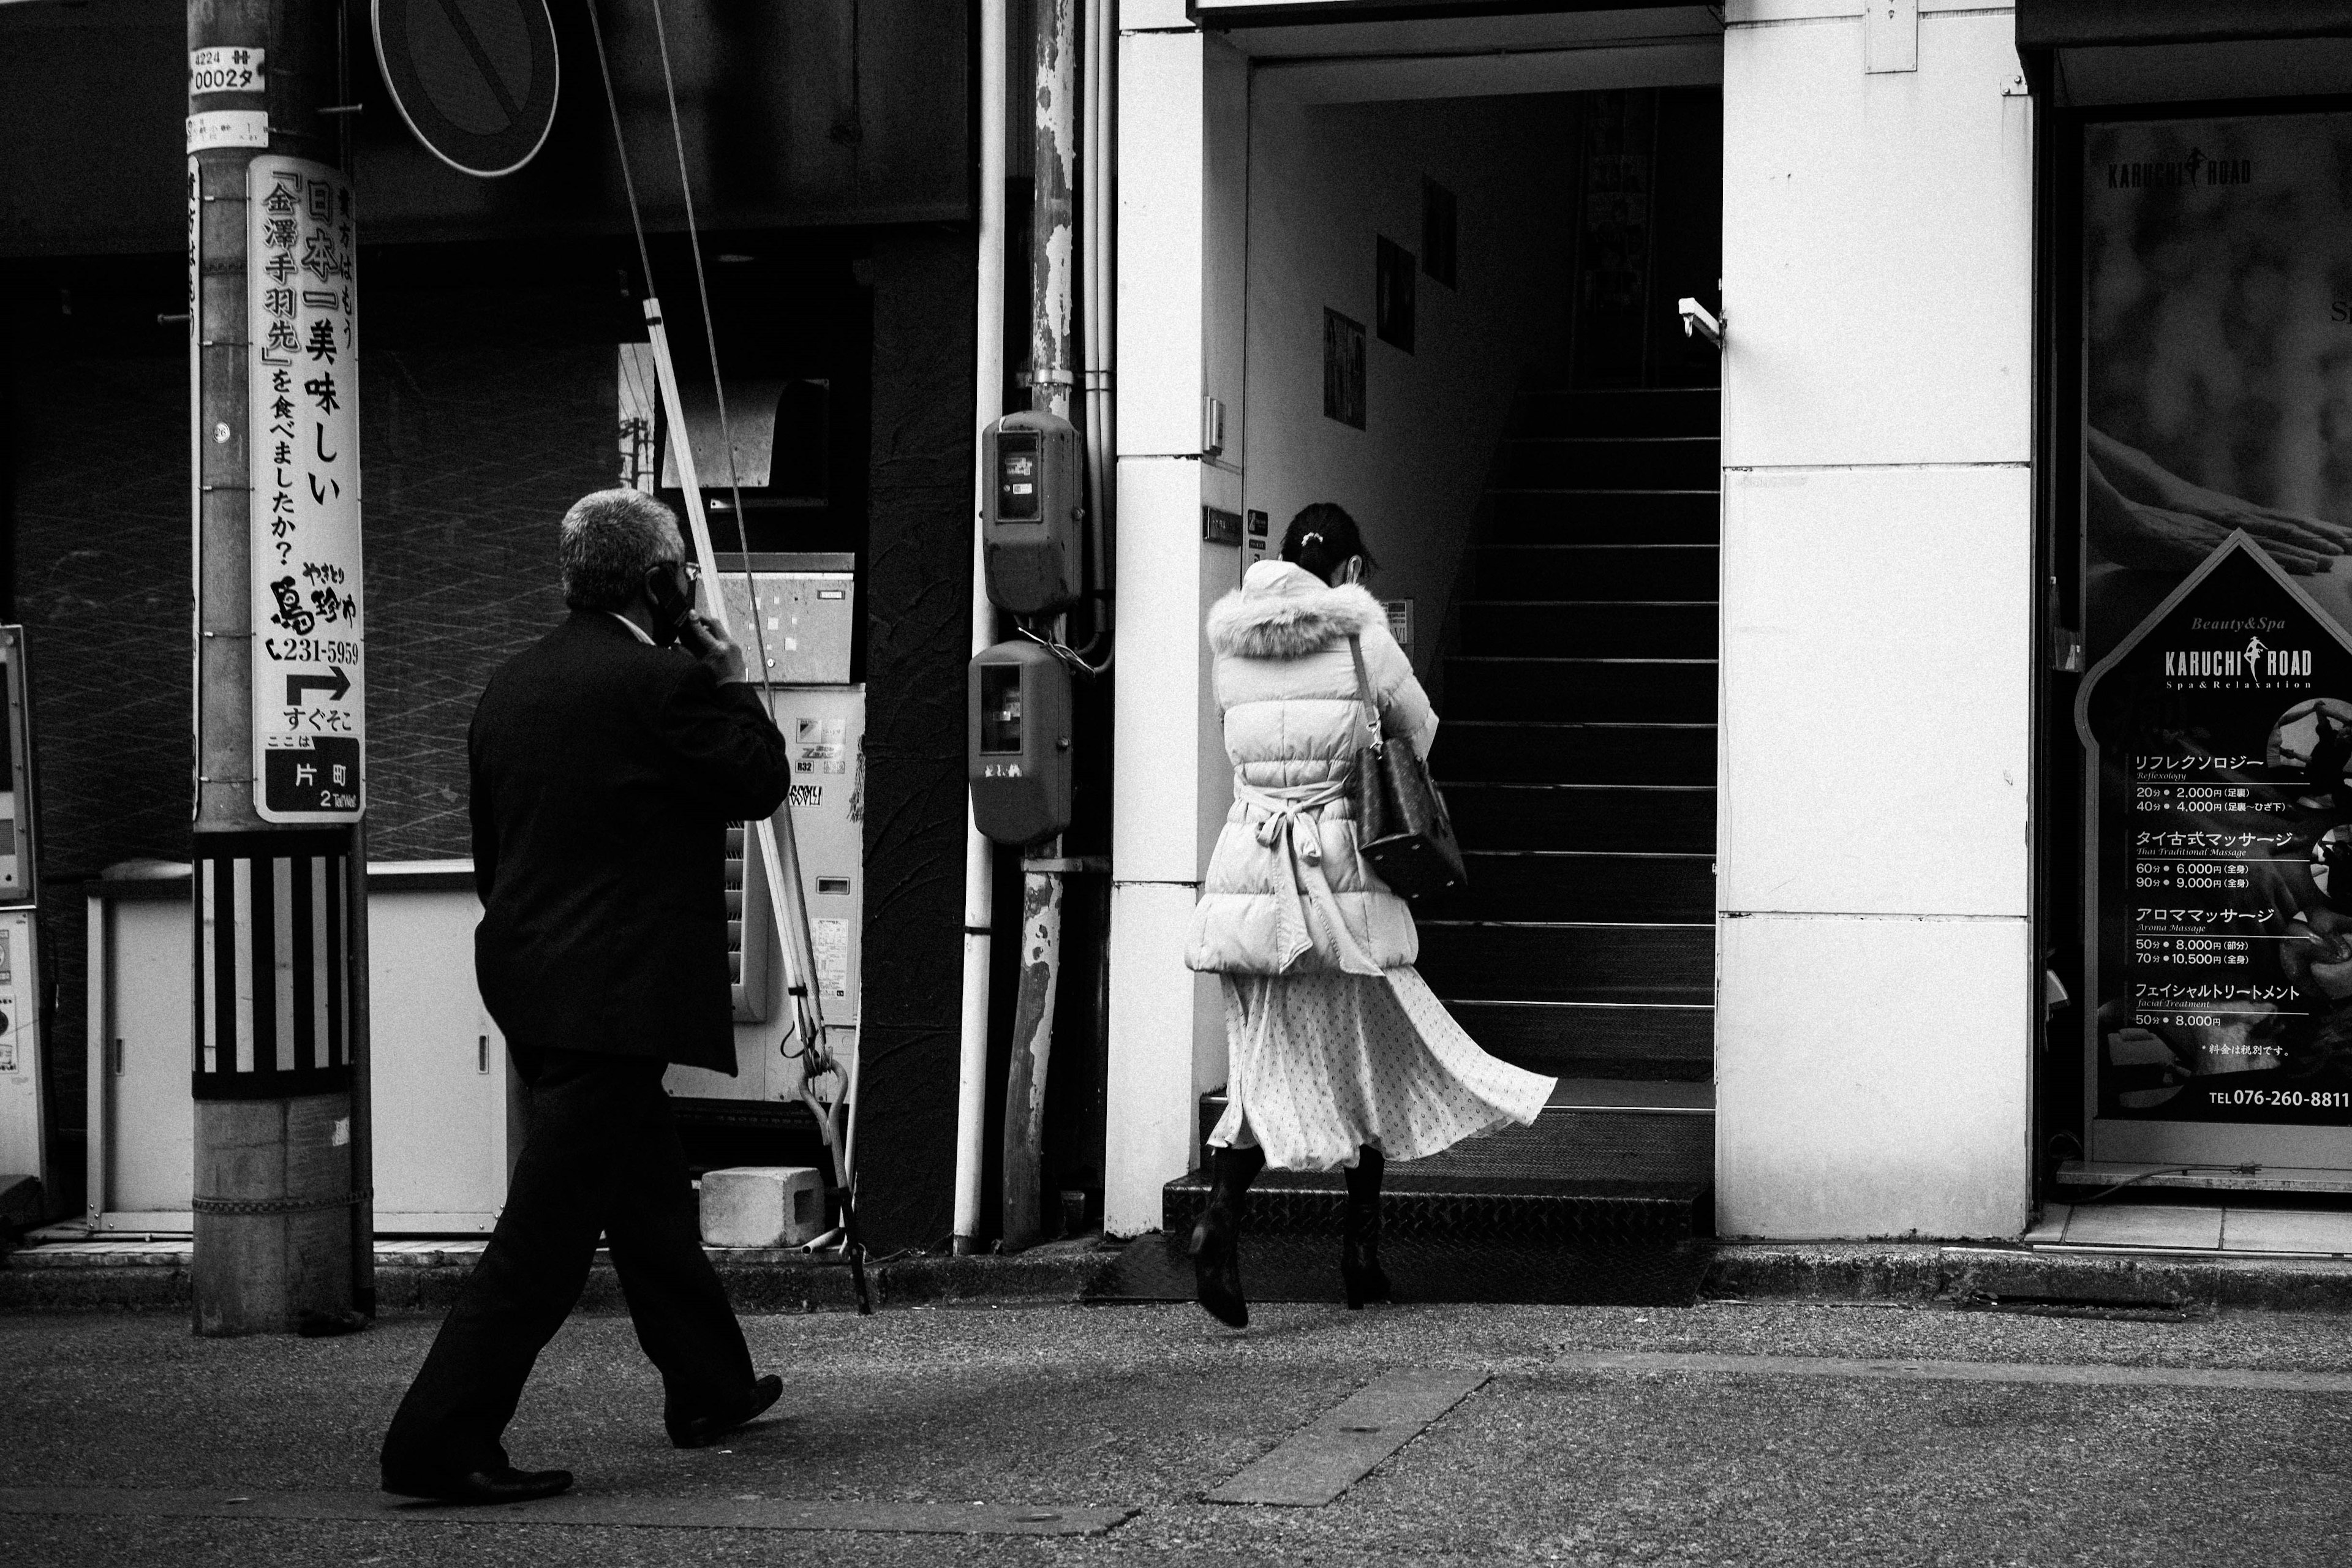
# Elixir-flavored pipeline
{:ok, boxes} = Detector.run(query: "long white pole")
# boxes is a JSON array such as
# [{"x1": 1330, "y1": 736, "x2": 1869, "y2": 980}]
[
  {"x1": 953, "y1": 0, "x2": 1009, "y2": 1255},
  {"x1": 640, "y1": 298, "x2": 827, "y2": 1101}
]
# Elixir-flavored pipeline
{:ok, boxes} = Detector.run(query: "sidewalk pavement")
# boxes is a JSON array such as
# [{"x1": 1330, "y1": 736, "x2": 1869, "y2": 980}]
[{"x1": 5, "y1": 1294, "x2": 2352, "y2": 1566}]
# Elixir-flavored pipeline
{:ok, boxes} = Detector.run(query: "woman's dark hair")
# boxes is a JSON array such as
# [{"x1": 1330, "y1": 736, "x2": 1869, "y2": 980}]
[{"x1": 1280, "y1": 503, "x2": 1376, "y2": 582}]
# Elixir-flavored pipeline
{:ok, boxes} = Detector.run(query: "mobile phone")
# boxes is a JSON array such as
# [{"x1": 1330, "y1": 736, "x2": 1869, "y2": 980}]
[{"x1": 644, "y1": 562, "x2": 698, "y2": 647}]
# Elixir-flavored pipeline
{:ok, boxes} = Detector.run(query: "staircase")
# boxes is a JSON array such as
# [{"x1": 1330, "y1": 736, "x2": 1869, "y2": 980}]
[{"x1": 1121, "y1": 386, "x2": 1721, "y2": 1308}]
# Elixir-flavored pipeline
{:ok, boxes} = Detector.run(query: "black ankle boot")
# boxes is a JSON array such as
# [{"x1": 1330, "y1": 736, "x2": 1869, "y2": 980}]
[
  {"x1": 1190, "y1": 1144, "x2": 1264, "y2": 1328},
  {"x1": 1341, "y1": 1145, "x2": 1392, "y2": 1310}
]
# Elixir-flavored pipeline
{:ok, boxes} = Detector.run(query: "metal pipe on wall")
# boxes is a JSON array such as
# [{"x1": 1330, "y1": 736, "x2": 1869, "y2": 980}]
[
  {"x1": 1084, "y1": 0, "x2": 1114, "y2": 610},
  {"x1": 952, "y1": 0, "x2": 1009, "y2": 1256}
]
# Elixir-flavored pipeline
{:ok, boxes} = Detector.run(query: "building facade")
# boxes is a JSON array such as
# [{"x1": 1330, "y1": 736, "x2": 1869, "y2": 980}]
[
  {"x1": 7, "y1": 0, "x2": 2349, "y2": 1265},
  {"x1": 1104, "y1": 0, "x2": 2352, "y2": 1243}
]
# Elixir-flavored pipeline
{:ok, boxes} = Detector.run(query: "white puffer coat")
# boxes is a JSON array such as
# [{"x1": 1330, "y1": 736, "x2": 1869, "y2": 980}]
[{"x1": 1185, "y1": 561, "x2": 1438, "y2": 976}]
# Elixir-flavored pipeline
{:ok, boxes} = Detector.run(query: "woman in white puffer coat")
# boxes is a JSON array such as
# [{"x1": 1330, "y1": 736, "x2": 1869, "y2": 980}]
[{"x1": 1183, "y1": 505, "x2": 1555, "y2": 1327}]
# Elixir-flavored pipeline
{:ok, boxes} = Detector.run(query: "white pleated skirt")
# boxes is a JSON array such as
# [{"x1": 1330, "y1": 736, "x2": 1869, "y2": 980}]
[{"x1": 1207, "y1": 966, "x2": 1556, "y2": 1172}]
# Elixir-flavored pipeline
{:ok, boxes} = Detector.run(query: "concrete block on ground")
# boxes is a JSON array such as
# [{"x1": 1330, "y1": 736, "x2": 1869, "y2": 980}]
[{"x1": 700, "y1": 1166, "x2": 826, "y2": 1249}]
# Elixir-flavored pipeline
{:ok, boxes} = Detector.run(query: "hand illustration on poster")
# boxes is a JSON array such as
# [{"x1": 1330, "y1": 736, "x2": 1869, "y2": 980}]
[{"x1": 2086, "y1": 428, "x2": 2352, "y2": 579}]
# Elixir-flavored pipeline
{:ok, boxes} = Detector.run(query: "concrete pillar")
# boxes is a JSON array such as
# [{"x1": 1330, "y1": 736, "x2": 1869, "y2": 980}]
[
  {"x1": 1714, "y1": 1, "x2": 2036, "y2": 1238},
  {"x1": 1103, "y1": 10, "x2": 1248, "y2": 1236}
]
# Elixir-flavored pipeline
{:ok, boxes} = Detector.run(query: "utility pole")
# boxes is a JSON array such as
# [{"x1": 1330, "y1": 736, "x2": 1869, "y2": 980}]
[
  {"x1": 189, "y1": 0, "x2": 369, "y2": 1335},
  {"x1": 1000, "y1": 0, "x2": 1079, "y2": 1253}
]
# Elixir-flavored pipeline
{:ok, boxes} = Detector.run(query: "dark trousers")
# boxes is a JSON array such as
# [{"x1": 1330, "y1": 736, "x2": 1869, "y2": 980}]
[{"x1": 380, "y1": 1049, "x2": 755, "y2": 1478}]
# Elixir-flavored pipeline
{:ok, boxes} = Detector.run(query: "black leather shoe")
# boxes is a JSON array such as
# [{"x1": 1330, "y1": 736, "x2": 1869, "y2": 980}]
[
  {"x1": 1189, "y1": 1144, "x2": 1264, "y2": 1330},
  {"x1": 1341, "y1": 1145, "x2": 1393, "y2": 1311},
  {"x1": 381, "y1": 1464, "x2": 574, "y2": 1505},
  {"x1": 667, "y1": 1373, "x2": 785, "y2": 1449},
  {"x1": 1190, "y1": 1204, "x2": 1249, "y2": 1329}
]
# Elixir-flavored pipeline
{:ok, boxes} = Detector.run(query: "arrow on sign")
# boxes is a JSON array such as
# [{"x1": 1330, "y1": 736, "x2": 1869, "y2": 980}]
[{"x1": 286, "y1": 666, "x2": 351, "y2": 704}]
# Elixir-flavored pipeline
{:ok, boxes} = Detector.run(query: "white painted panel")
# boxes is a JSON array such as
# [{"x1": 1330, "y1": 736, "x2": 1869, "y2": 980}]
[
  {"x1": 1722, "y1": 9, "x2": 2032, "y2": 467},
  {"x1": 1717, "y1": 912, "x2": 2032, "y2": 1239},
  {"x1": 96, "y1": 879, "x2": 513, "y2": 1232},
  {"x1": 1721, "y1": 463, "x2": 2032, "y2": 917},
  {"x1": 1106, "y1": 882, "x2": 1214, "y2": 1235},
  {"x1": 1117, "y1": 30, "x2": 1207, "y2": 457},
  {"x1": 1113, "y1": 456, "x2": 1216, "y2": 885},
  {"x1": 368, "y1": 888, "x2": 508, "y2": 1226},
  {"x1": 108, "y1": 899, "x2": 194, "y2": 1215}
]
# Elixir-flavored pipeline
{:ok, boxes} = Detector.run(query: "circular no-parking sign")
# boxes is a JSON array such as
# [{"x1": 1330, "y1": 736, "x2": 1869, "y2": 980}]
[{"x1": 372, "y1": 0, "x2": 559, "y2": 178}]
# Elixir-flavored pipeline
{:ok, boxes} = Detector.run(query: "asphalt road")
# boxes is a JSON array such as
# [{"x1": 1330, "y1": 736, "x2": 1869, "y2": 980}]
[{"x1": 5, "y1": 1296, "x2": 2351, "y2": 1566}]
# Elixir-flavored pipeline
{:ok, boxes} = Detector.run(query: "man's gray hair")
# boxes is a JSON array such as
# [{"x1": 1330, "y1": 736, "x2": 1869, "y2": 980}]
[{"x1": 559, "y1": 488, "x2": 682, "y2": 611}]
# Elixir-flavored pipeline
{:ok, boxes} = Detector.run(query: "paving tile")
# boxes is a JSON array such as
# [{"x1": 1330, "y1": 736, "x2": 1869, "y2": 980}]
[
  {"x1": 2220, "y1": 1208, "x2": 2352, "y2": 1256},
  {"x1": 2060, "y1": 1204, "x2": 2224, "y2": 1250}
]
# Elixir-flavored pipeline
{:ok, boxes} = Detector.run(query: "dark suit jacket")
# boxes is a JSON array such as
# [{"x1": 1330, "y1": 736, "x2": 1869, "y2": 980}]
[{"x1": 469, "y1": 611, "x2": 791, "y2": 1073}]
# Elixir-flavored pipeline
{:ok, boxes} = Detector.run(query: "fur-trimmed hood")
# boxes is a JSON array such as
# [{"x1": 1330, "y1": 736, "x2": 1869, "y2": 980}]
[{"x1": 1206, "y1": 562, "x2": 1384, "y2": 659}]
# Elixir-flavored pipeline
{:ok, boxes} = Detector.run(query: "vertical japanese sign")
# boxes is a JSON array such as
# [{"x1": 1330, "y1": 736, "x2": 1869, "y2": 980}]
[{"x1": 247, "y1": 156, "x2": 363, "y2": 821}]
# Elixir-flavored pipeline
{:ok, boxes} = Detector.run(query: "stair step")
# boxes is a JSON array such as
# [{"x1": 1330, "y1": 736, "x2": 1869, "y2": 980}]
[
  {"x1": 1474, "y1": 545, "x2": 1717, "y2": 600},
  {"x1": 1438, "y1": 721, "x2": 1715, "y2": 786},
  {"x1": 1487, "y1": 490, "x2": 1719, "y2": 543},
  {"x1": 1416, "y1": 851, "x2": 1713, "y2": 923},
  {"x1": 1446, "y1": 782, "x2": 1714, "y2": 853},
  {"x1": 1444, "y1": 1000, "x2": 1714, "y2": 1079},
  {"x1": 1495, "y1": 437, "x2": 1720, "y2": 490},
  {"x1": 1177, "y1": 1107, "x2": 1713, "y2": 1199},
  {"x1": 1416, "y1": 920, "x2": 1713, "y2": 1003},
  {"x1": 1459, "y1": 601, "x2": 1717, "y2": 658},
  {"x1": 1507, "y1": 388, "x2": 1719, "y2": 438},
  {"x1": 1100, "y1": 1226, "x2": 1709, "y2": 1305},
  {"x1": 1445, "y1": 657, "x2": 1716, "y2": 722}
]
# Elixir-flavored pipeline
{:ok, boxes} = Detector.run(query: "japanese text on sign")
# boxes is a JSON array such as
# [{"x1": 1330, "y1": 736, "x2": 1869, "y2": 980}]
[{"x1": 247, "y1": 156, "x2": 364, "y2": 822}]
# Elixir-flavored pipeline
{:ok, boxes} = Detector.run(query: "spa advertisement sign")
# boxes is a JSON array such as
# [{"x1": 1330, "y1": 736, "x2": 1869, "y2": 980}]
[{"x1": 2078, "y1": 113, "x2": 2352, "y2": 1145}]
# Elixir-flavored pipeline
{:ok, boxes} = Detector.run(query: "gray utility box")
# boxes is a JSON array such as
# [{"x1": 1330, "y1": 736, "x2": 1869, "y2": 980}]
[{"x1": 714, "y1": 553, "x2": 856, "y2": 687}]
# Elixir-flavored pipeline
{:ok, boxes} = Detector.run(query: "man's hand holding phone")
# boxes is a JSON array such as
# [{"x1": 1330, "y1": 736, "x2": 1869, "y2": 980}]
[{"x1": 679, "y1": 611, "x2": 750, "y2": 685}]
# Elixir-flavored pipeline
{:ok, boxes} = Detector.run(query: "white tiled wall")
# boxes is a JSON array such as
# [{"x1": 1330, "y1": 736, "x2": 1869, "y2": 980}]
[
  {"x1": 1717, "y1": 911, "x2": 2033, "y2": 1238},
  {"x1": 1720, "y1": 464, "x2": 2032, "y2": 919}
]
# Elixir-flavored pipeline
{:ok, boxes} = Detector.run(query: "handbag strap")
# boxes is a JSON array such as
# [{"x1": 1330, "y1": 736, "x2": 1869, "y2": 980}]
[{"x1": 1346, "y1": 634, "x2": 1384, "y2": 756}]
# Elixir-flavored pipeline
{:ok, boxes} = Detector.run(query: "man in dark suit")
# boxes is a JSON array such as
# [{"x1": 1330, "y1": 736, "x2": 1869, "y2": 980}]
[{"x1": 380, "y1": 488, "x2": 793, "y2": 1504}]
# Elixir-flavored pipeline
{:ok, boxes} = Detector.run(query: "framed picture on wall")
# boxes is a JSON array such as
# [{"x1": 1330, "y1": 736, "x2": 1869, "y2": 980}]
[
  {"x1": 1376, "y1": 236, "x2": 1416, "y2": 352},
  {"x1": 1422, "y1": 178, "x2": 1458, "y2": 290},
  {"x1": 1323, "y1": 307, "x2": 1366, "y2": 429}
]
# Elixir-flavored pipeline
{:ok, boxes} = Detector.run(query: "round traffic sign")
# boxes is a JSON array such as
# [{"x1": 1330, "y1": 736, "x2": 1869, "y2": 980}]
[{"x1": 372, "y1": 0, "x2": 559, "y2": 178}]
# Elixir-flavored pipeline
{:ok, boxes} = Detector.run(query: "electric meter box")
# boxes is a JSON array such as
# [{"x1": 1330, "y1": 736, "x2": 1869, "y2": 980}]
[
  {"x1": 982, "y1": 411, "x2": 1085, "y2": 616},
  {"x1": 969, "y1": 640, "x2": 1072, "y2": 846},
  {"x1": 714, "y1": 553, "x2": 856, "y2": 686}
]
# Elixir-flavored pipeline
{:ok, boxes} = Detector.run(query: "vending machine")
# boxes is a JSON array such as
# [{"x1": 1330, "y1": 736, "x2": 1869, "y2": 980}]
[
  {"x1": 0, "y1": 627, "x2": 49, "y2": 1229},
  {"x1": 666, "y1": 556, "x2": 865, "y2": 1118}
]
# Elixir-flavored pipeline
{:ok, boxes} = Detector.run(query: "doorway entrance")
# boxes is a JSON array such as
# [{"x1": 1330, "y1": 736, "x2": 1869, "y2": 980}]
[{"x1": 1170, "y1": 12, "x2": 1728, "y2": 1283}]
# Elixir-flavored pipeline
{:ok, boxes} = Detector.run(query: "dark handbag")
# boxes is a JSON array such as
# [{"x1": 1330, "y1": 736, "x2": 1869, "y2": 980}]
[{"x1": 1346, "y1": 635, "x2": 1468, "y2": 898}]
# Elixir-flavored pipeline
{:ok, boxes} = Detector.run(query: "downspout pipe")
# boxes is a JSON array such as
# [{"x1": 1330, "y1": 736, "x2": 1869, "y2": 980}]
[{"x1": 952, "y1": 0, "x2": 1008, "y2": 1256}]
